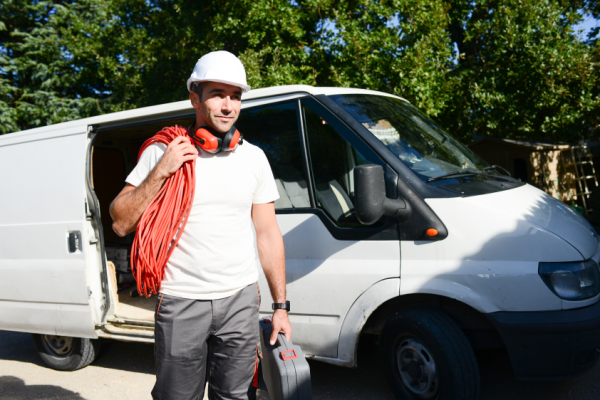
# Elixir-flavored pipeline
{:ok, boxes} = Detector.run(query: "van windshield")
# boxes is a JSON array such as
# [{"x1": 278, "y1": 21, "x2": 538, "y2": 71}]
[{"x1": 330, "y1": 94, "x2": 492, "y2": 182}]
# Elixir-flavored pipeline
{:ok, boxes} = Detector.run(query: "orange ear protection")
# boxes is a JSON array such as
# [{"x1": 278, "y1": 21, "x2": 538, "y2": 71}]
[{"x1": 190, "y1": 125, "x2": 243, "y2": 154}]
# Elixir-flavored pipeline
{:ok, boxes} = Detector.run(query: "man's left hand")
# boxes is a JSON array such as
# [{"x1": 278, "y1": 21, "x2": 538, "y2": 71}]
[{"x1": 270, "y1": 309, "x2": 292, "y2": 345}]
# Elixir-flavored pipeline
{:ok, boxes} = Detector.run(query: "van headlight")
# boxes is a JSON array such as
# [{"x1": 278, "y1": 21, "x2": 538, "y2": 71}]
[{"x1": 539, "y1": 259, "x2": 600, "y2": 300}]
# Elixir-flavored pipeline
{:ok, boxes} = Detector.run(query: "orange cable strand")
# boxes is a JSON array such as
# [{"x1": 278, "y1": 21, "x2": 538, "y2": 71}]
[{"x1": 130, "y1": 126, "x2": 196, "y2": 297}]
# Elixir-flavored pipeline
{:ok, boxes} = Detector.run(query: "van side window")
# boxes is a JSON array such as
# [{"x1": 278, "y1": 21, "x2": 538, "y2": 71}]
[
  {"x1": 301, "y1": 101, "x2": 372, "y2": 228},
  {"x1": 236, "y1": 102, "x2": 310, "y2": 210}
]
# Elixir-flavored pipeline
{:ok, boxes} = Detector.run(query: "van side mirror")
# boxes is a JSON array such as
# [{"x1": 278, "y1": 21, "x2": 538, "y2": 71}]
[{"x1": 354, "y1": 164, "x2": 412, "y2": 225}]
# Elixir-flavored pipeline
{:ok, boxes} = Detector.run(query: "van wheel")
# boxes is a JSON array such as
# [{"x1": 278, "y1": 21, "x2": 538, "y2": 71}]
[
  {"x1": 380, "y1": 307, "x2": 480, "y2": 400},
  {"x1": 32, "y1": 334, "x2": 100, "y2": 371}
]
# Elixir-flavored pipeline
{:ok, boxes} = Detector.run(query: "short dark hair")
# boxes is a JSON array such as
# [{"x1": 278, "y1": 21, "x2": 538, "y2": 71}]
[{"x1": 190, "y1": 81, "x2": 208, "y2": 99}]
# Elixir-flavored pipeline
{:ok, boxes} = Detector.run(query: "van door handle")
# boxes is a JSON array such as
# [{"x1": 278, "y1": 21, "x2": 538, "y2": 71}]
[{"x1": 67, "y1": 231, "x2": 82, "y2": 253}]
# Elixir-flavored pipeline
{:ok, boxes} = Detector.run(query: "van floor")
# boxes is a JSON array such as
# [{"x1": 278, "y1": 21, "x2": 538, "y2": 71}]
[
  {"x1": 108, "y1": 262, "x2": 157, "y2": 322},
  {"x1": 115, "y1": 293, "x2": 157, "y2": 322}
]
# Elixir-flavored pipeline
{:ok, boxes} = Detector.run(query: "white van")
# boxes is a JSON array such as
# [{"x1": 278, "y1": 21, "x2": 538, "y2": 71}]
[{"x1": 1, "y1": 85, "x2": 600, "y2": 399}]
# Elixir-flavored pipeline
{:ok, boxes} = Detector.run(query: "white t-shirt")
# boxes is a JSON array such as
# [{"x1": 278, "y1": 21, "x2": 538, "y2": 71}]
[{"x1": 125, "y1": 139, "x2": 279, "y2": 300}]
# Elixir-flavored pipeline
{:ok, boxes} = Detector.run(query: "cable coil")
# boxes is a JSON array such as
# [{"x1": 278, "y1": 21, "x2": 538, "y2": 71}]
[{"x1": 130, "y1": 126, "x2": 195, "y2": 297}]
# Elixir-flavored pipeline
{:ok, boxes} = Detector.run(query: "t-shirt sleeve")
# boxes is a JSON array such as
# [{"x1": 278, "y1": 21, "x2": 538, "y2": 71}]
[
  {"x1": 253, "y1": 149, "x2": 280, "y2": 205},
  {"x1": 125, "y1": 143, "x2": 167, "y2": 187}
]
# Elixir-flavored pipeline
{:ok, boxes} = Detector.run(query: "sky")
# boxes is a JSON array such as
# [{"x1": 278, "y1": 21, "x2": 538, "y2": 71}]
[{"x1": 574, "y1": 12, "x2": 599, "y2": 39}]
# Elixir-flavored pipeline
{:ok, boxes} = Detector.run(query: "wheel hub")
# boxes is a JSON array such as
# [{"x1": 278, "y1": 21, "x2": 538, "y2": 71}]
[
  {"x1": 396, "y1": 337, "x2": 439, "y2": 399},
  {"x1": 42, "y1": 335, "x2": 73, "y2": 356}
]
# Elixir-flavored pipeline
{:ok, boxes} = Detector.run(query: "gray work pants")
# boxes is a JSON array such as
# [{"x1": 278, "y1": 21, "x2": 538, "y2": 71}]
[{"x1": 152, "y1": 283, "x2": 261, "y2": 400}]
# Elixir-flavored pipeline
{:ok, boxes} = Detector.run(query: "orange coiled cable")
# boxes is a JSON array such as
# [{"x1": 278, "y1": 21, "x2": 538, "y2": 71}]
[{"x1": 130, "y1": 125, "x2": 195, "y2": 297}]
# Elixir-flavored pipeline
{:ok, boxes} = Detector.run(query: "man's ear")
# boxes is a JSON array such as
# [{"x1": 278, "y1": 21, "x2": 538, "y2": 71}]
[{"x1": 190, "y1": 92, "x2": 201, "y2": 110}]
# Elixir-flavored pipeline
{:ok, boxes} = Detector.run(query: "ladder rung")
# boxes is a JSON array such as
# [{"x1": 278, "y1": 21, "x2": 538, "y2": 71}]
[
  {"x1": 565, "y1": 161, "x2": 593, "y2": 167},
  {"x1": 576, "y1": 176, "x2": 596, "y2": 180}
]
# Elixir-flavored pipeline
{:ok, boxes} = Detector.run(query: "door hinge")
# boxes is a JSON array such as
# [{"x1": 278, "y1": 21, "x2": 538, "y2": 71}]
[{"x1": 87, "y1": 125, "x2": 98, "y2": 138}]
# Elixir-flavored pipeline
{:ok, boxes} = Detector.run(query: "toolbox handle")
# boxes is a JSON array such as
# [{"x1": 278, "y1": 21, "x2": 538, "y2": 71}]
[{"x1": 276, "y1": 332, "x2": 292, "y2": 346}]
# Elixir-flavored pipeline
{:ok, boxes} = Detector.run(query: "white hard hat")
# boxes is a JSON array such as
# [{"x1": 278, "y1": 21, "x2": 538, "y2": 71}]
[{"x1": 187, "y1": 51, "x2": 251, "y2": 93}]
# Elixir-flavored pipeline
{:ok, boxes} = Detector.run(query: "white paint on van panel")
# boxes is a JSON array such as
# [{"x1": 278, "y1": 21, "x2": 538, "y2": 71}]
[
  {"x1": 0, "y1": 301, "x2": 96, "y2": 338},
  {"x1": 0, "y1": 259, "x2": 88, "y2": 304},
  {"x1": 401, "y1": 184, "x2": 592, "y2": 313},
  {"x1": 0, "y1": 129, "x2": 96, "y2": 337}
]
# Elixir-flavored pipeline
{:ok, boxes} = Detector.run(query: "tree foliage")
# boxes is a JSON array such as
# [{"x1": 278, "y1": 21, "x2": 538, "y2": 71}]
[
  {"x1": 444, "y1": 0, "x2": 599, "y2": 142},
  {"x1": 0, "y1": 0, "x2": 112, "y2": 133},
  {"x1": 1, "y1": 0, "x2": 599, "y2": 144},
  {"x1": 304, "y1": 0, "x2": 456, "y2": 116}
]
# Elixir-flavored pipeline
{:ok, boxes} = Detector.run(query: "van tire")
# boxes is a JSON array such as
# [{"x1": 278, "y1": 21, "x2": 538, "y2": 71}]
[
  {"x1": 380, "y1": 307, "x2": 480, "y2": 400},
  {"x1": 32, "y1": 334, "x2": 100, "y2": 371}
]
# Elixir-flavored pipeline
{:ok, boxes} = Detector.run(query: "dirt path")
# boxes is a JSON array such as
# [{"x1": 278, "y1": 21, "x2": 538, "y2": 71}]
[{"x1": 1, "y1": 330, "x2": 599, "y2": 399}]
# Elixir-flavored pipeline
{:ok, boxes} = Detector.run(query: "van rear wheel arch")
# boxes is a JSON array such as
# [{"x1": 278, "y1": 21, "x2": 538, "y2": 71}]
[{"x1": 32, "y1": 334, "x2": 100, "y2": 371}]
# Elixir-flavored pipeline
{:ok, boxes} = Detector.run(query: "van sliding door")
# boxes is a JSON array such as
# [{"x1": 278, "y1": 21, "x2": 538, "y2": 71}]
[{"x1": 0, "y1": 126, "x2": 97, "y2": 338}]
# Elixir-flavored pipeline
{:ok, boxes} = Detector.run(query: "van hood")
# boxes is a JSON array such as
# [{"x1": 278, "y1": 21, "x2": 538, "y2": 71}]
[{"x1": 481, "y1": 184, "x2": 597, "y2": 259}]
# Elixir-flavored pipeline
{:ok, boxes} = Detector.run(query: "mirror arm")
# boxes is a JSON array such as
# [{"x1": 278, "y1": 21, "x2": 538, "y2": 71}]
[{"x1": 383, "y1": 198, "x2": 412, "y2": 222}]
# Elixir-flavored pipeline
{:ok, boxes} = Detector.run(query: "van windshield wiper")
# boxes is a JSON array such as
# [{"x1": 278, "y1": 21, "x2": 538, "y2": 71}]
[
  {"x1": 427, "y1": 169, "x2": 515, "y2": 183},
  {"x1": 427, "y1": 170, "x2": 481, "y2": 182},
  {"x1": 483, "y1": 165, "x2": 511, "y2": 177}
]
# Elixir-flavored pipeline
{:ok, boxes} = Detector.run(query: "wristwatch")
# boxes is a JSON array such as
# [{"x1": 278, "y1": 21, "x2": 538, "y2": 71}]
[{"x1": 272, "y1": 301, "x2": 290, "y2": 312}]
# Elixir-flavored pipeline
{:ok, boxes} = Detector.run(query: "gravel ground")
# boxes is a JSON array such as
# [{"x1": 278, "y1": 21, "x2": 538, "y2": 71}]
[{"x1": 1, "y1": 329, "x2": 599, "y2": 399}]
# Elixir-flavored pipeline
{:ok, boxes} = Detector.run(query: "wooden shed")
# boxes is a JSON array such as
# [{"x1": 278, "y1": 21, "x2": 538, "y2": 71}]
[{"x1": 469, "y1": 138, "x2": 598, "y2": 213}]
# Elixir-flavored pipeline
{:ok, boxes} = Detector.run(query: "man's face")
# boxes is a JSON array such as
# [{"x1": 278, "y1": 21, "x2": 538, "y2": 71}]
[{"x1": 190, "y1": 81, "x2": 242, "y2": 134}]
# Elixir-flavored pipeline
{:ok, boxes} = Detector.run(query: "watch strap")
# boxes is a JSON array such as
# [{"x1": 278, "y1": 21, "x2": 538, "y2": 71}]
[{"x1": 272, "y1": 301, "x2": 290, "y2": 311}]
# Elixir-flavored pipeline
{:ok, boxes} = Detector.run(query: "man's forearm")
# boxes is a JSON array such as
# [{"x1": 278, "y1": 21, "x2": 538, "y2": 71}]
[
  {"x1": 110, "y1": 167, "x2": 167, "y2": 236},
  {"x1": 257, "y1": 231, "x2": 286, "y2": 303}
]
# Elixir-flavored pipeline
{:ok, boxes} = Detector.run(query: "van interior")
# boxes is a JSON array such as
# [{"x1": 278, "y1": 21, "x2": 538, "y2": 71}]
[{"x1": 91, "y1": 114, "x2": 195, "y2": 323}]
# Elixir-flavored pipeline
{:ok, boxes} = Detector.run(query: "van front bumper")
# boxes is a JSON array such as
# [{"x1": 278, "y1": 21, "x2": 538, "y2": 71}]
[{"x1": 487, "y1": 299, "x2": 600, "y2": 381}]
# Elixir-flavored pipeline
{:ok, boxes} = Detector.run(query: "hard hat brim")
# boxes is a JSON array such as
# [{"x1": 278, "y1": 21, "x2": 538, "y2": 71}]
[{"x1": 187, "y1": 78, "x2": 251, "y2": 94}]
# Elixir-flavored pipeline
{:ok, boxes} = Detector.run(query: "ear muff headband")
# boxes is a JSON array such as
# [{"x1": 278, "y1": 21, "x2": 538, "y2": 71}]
[{"x1": 191, "y1": 125, "x2": 243, "y2": 154}]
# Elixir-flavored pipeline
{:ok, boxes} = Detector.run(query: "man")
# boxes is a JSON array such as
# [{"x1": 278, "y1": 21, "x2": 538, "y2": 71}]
[{"x1": 110, "y1": 50, "x2": 291, "y2": 400}]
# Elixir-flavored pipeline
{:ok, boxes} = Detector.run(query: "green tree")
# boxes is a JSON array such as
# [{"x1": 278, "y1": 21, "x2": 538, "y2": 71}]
[
  {"x1": 2, "y1": 0, "x2": 599, "y2": 144},
  {"x1": 101, "y1": 0, "x2": 315, "y2": 107},
  {"x1": 0, "y1": 0, "x2": 113, "y2": 134},
  {"x1": 441, "y1": 0, "x2": 599, "y2": 142},
  {"x1": 301, "y1": 0, "x2": 456, "y2": 116}
]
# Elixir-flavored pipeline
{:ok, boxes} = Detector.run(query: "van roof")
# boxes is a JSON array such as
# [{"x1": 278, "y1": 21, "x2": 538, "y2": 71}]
[{"x1": 0, "y1": 85, "x2": 405, "y2": 143}]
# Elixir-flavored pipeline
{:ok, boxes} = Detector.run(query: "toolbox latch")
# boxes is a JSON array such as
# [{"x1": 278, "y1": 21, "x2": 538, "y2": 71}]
[{"x1": 281, "y1": 349, "x2": 298, "y2": 361}]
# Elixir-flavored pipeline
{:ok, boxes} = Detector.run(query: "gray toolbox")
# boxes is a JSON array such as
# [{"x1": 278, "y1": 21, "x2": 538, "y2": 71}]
[{"x1": 259, "y1": 317, "x2": 312, "y2": 400}]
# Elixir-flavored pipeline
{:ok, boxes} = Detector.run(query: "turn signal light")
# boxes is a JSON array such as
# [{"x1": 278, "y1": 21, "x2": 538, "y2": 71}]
[{"x1": 426, "y1": 228, "x2": 438, "y2": 237}]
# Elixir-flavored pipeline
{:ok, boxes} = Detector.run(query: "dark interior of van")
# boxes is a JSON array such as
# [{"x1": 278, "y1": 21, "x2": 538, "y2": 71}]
[{"x1": 91, "y1": 114, "x2": 195, "y2": 322}]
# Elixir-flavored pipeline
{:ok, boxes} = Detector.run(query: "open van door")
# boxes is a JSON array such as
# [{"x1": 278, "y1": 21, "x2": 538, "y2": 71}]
[{"x1": 0, "y1": 124, "x2": 99, "y2": 340}]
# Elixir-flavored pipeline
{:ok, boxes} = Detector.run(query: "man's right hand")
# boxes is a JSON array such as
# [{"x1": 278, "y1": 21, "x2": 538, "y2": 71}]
[
  {"x1": 110, "y1": 136, "x2": 198, "y2": 237},
  {"x1": 156, "y1": 136, "x2": 198, "y2": 179}
]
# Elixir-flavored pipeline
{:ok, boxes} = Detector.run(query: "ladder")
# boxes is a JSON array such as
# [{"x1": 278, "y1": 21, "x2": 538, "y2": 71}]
[{"x1": 563, "y1": 146, "x2": 598, "y2": 214}]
